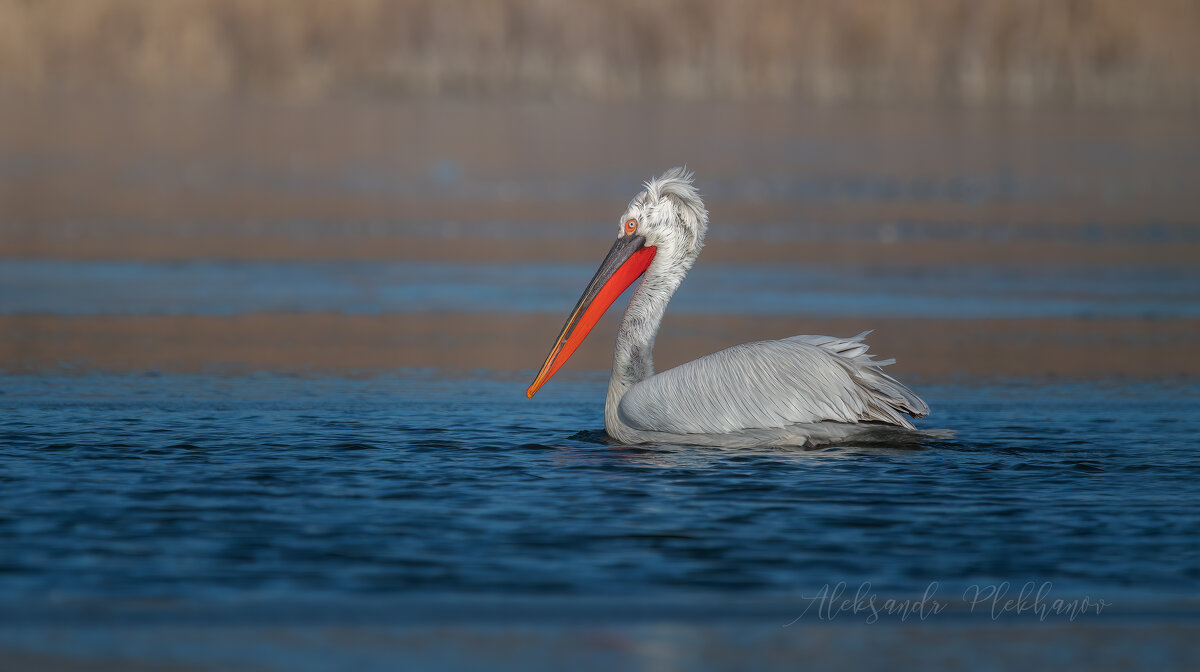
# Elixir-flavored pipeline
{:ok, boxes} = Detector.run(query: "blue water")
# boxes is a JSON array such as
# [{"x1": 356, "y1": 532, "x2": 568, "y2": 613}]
[
  {"x1": 3, "y1": 260, "x2": 1197, "y2": 318},
  {"x1": 2, "y1": 372, "x2": 1196, "y2": 601}
]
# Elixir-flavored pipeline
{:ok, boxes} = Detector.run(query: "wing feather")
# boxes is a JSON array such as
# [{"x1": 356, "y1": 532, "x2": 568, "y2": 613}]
[{"x1": 617, "y1": 332, "x2": 928, "y2": 435}]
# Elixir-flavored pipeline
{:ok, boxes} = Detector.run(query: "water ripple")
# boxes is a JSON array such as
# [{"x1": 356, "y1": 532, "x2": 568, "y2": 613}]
[{"x1": 0, "y1": 373, "x2": 1196, "y2": 601}]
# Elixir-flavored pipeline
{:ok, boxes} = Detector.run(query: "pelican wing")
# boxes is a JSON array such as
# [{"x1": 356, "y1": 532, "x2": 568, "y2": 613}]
[{"x1": 617, "y1": 332, "x2": 928, "y2": 435}]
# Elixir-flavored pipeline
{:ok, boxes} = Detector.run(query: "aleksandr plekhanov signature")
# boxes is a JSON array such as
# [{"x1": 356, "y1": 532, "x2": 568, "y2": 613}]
[{"x1": 784, "y1": 581, "x2": 1111, "y2": 626}]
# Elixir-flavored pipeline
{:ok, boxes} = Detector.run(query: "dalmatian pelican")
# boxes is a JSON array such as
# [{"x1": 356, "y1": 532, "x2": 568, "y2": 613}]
[{"x1": 527, "y1": 167, "x2": 929, "y2": 447}]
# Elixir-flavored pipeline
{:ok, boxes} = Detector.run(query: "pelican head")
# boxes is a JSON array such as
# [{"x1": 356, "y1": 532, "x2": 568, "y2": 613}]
[
  {"x1": 527, "y1": 167, "x2": 707, "y2": 398},
  {"x1": 620, "y1": 166, "x2": 708, "y2": 269}
]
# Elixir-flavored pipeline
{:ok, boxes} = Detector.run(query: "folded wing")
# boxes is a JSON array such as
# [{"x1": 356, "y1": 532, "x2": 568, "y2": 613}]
[{"x1": 617, "y1": 332, "x2": 929, "y2": 435}]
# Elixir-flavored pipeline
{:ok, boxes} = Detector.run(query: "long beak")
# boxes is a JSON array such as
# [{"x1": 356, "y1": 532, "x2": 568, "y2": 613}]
[{"x1": 527, "y1": 235, "x2": 657, "y2": 398}]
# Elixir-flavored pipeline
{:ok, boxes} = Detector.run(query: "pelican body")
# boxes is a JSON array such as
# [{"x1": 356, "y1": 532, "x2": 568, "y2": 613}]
[{"x1": 527, "y1": 168, "x2": 929, "y2": 447}]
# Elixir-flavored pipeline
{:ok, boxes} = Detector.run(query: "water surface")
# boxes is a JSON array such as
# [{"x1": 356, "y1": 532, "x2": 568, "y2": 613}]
[
  {"x1": 4, "y1": 260, "x2": 1196, "y2": 319},
  {"x1": 2, "y1": 372, "x2": 1196, "y2": 601}
]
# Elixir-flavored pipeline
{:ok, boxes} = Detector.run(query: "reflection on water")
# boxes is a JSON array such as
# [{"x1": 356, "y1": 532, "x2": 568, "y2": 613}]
[{"x1": 1, "y1": 373, "x2": 1196, "y2": 600}]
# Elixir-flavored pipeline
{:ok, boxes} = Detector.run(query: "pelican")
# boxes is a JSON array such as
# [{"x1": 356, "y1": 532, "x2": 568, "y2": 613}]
[{"x1": 527, "y1": 167, "x2": 929, "y2": 447}]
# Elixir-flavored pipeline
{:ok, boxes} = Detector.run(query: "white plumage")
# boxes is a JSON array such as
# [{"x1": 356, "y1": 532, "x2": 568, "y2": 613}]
[
  {"x1": 618, "y1": 332, "x2": 928, "y2": 434},
  {"x1": 531, "y1": 167, "x2": 929, "y2": 448},
  {"x1": 610, "y1": 332, "x2": 929, "y2": 447}
]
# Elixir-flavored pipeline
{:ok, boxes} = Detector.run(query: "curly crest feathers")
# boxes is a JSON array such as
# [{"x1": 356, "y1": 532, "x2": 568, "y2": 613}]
[{"x1": 639, "y1": 166, "x2": 707, "y2": 256}]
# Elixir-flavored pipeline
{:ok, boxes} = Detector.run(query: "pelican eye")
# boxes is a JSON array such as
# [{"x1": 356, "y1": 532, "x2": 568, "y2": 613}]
[{"x1": 624, "y1": 219, "x2": 638, "y2": 235}]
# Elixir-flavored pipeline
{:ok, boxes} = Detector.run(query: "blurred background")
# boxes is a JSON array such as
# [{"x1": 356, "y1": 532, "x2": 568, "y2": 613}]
[
  {"x1": 3, "y1": 0, "x2": 1200, "y2": 104},
  {"x1": 2, "y1": 2, "x2": 1199, "y2": 670},
  {"x1": 1, "y1": 0, "x2": 1197, "y2": 377}
]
